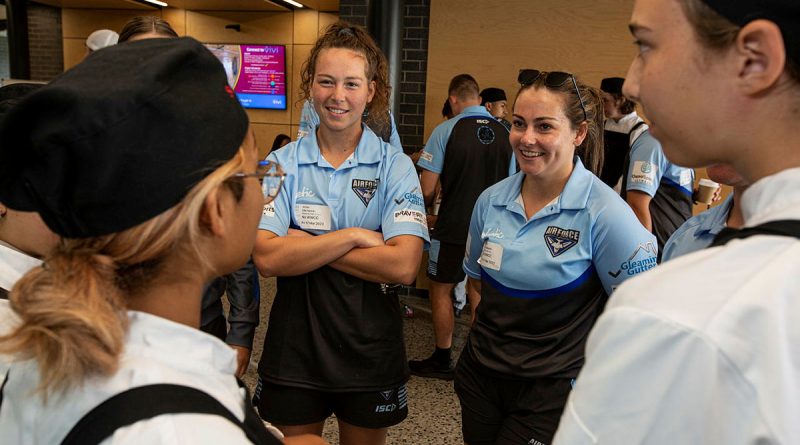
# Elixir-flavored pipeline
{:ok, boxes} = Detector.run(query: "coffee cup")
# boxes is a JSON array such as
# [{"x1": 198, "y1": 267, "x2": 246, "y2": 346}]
[{"x1": 696, "y1": 178, "x2": 719, "y2": 204}]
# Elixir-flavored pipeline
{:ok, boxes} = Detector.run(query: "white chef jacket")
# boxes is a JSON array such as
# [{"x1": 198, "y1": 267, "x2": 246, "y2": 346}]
[
  {"x1": 553, "y1": 167, "x2": 800, "y2": 444},
  {"x1": 0, "y1": 304, "x2": 252, "y2": 444},
  {"x1": 0, "y1": 241, "x2": 41, "y2": 292}
]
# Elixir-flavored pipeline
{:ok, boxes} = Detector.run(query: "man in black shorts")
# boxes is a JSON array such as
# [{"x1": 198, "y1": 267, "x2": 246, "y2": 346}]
[{"x1": 412, "y1": 74, "x2": 513, "y2": 379}]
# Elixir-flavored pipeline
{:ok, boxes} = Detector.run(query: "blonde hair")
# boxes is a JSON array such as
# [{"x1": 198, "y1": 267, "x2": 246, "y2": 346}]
[{"x1": 0, "y1": 148, "x2": 247, "y2": 396}]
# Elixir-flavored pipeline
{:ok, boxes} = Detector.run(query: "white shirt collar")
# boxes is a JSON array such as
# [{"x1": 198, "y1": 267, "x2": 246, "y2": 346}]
[
  {"x1": 0, "y1": 241, "x2": 42, "y2": 292},
  {"x1": 604, "y1": 111, "x2": 644, "y2": 133},
  {"x1": 741, "y1": 167, "x2": 800, "y2": 226}
]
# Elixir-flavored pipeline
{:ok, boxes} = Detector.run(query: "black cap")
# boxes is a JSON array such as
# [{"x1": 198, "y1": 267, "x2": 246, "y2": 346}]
[
  {"x1": 600, "y1": 77, "x2": 625, "y2": 94},
  {"x1": 0, "y1": 37, "x2": 249, "y2": 238},
  {"x1": 700, "y1": 0, "x2": 799, "y2": 66},
  {"x1": 480, "y1": 87, "x2": 507, "y2": 105}
]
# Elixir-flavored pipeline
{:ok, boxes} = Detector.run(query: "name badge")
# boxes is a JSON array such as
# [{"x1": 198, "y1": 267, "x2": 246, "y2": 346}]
[
  {"x1": 295, "y1": 204, "x2": 331, "y2": 231},
  {"x1": 680, "y1": 169, "x2": 692, "y2": 186},
  {"x1": 478, "y1": 241, "x2": 503, "y2": 271}
]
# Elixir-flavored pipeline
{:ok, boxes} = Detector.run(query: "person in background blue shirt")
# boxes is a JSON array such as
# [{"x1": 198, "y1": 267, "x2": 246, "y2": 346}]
[
  {"x1": 252, "y1": 22, "x2": 428, "y2": 445},
  {"x1": 661, "y1": 164, "x2": 748, "y2": 261},
  {"x1": 622, "y1": 128, "x2": 695, "y2": 260},
  {"x1": 458, "y1": 70, "x2": 657, "y2": 445}
]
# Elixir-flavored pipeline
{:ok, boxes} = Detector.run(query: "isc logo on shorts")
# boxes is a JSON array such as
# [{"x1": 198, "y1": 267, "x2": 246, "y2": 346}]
[{"x1": 375, "y1": 404, "x2": 397, "y2": 413}]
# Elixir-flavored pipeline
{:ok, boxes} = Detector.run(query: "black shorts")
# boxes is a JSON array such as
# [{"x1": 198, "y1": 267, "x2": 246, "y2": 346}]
[
  {"x1": 427, "y1": 239, "x2": 467, "y2": 283},
  {"x1": 253, "y1": 378, "x2": 408, "y2": 429},
  {"x1": 454, "y1": 355, "x2": 573, "y2": 445}
]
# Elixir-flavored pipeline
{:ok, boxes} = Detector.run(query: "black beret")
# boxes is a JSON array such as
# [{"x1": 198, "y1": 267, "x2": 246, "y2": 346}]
[
  {"x1": 600, "y1": 77, "x2": 625, "y2": 95},
  {"x1": 480, "y1": 87, "x2": 507, "y2": 105},
  {"x1": 700, "y1": 0, "x2": 798, "y2": 66},
  {"x1": 0, "y1": 37, "x2": 249, "y2": 238}
]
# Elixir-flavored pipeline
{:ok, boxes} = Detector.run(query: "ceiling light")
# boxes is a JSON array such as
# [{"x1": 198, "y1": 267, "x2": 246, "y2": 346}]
[
  {"x1": 141, "y1": 0, "x2": 168, "y2": 7},
  {"x1": 282, "y1": 0, "x2": 304, "y2": 7}
]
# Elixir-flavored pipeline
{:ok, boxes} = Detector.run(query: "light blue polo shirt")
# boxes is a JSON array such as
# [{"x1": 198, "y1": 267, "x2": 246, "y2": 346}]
[
  {"x1": 297, "y1": 100, "x2": 403, "y2": 151},
  {"x1": 662, "y1": 194, "x2": 733, "y2": 262},
  {"x1": 626, "y1": 131, "x2": 694, "y2": 197},
  {"x1": 417, "y1": 105, "x2": 516, "y2": 177},
  {"x1": 260, "y1": 125, "x2": 429, "y2": 245},
  {"x1": 461, "y1": 159, "x2": 658, "y2": 379},
  {"x1": 464, "y1": 159, "x2": 658, "y2": 296}
]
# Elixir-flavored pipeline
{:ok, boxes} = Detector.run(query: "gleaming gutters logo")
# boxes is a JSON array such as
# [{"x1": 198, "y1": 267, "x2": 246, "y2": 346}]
[{"x1": 608, "y1": 242, "x2": 658, "y2": 278}]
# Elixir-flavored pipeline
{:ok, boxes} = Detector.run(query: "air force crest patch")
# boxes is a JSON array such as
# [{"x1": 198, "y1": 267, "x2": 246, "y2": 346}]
[
  {"x1": 544, "y1": 226, "x2": 580, "y2": 257},
  {"x1": 352, "y1": 179, "x2": 379, "y2": 207}
]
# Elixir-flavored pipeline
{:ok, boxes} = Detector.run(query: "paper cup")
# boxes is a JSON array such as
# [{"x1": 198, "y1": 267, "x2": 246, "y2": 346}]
[{"x1": 696, "y1": 178, "x2": 719, "y2": 204}]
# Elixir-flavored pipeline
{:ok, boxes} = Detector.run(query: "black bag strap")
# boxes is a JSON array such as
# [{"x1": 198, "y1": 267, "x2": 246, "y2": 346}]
[
  {"x1": 61, "y1": 381, "x2": 281, "y2": 445},
  {"x1": 628, "y1": 120, "x2": 646, "y2": 137},
  {"x1": 711, "y1": 220, "x2": 800, "y2": 247},
  {"x1": 0, "y1": 370, "x2": 8, "y2": 409}
]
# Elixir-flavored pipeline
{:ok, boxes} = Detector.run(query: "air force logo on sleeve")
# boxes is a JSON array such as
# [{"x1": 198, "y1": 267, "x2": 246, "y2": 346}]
[
  {"x1": 352, "y1": 179, "x2": 379, "y2": 207},
  {"x1": 544, "y1": 226, "x2": 580, "y2": 257}
]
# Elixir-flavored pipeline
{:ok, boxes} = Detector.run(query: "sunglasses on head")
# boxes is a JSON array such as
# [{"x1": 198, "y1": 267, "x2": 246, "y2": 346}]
[{"x1": 517, "y1": 69, "x2": 587, "y2": 122}]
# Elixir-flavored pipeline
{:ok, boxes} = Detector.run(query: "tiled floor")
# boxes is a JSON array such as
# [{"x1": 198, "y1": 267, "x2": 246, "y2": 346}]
[{"x1": 242, "y1": 277, "x2": 469, "y2": 445}]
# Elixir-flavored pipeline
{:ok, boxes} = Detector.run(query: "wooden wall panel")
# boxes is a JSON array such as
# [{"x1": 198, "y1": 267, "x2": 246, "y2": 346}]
[
  {"x1": 290, "y1": 44, "x2": 313, "y2": 126},
  {"x1": 293, "y1": 9, "x2": 319, "y2": 45},
  {"x1": 63, "y1": 38, "x2": 88, "y2": 70},
  {"x1": 185, "y1": 11, "x2": 293, "y2": 44},
  {"x1": 425, "y1": 0, "x2": 635, "y2": 140},
  {"x1": 318, "y1": 12, "x2": 338, "y2": 34},
  {"x1": 252, "y1": 123, "x2": 292, "y2": 159},
  {"x1": 62, "y1": 9, "x2": 158, "y2": 38},
  {"x1": 162, "y1": 8, "x2": 187, "y2": 35}
]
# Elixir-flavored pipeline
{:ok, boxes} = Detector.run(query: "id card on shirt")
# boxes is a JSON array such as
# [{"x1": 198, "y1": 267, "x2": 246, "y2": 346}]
[
  {"x1": 295, "y1": 204, "x2": 332, "y2": 231},
  {"x1": 478, "y1": 241, "x2": 503, "y2": 271},
  {"x1": 680, "y1": 169, "x2": 693, "y2": 187}
]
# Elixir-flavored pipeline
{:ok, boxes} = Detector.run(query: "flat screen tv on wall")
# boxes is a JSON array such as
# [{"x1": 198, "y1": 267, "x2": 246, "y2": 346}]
[{"x1": 204, "y1": 43, "x2": 287, "y2": 110}]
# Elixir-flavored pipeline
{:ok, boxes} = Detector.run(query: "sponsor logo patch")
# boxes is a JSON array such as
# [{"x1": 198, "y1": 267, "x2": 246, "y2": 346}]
[
  {"x1": 393, "y1": 209, "x2": 427, "y2": 227},
  {"x1": 630, "y1": 161, "x2": 657, "y2": 186},
  {"x1": 481, "y1": 227, "x2": 504, "y2": 239},
  {"x1": 352, "y1": 179, "x2": 379, "y2": 207},
  {"x1": 262, "y1": 202, "x2": 276, "y2": 218},
  {"x1": 608, "y1": 242, "x2": 658, "y2": 278},
  {"x1": 420, "y1": 151, "x2": 433, "y2": 163},
  {"x1": 394, "y1": 187, "x2": 424, "y2": 207},
  {"x1": 544, "y1": 226, "x2": 580, "y2": 257},
  {"x1": 297, "y1": 186, "x2": 316, "y2": 199},
  {"x1": 477, "y1": 125, "x2": 496, "y2": 145}
]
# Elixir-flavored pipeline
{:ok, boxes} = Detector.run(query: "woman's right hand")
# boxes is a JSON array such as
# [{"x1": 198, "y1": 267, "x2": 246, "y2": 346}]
[{"x1": 345, "y1": 227, "x2": 385, "y2": 249}]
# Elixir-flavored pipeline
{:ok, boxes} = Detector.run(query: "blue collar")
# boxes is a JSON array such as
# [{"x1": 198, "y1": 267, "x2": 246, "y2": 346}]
[
  {"x1": 493, "y1": 157, "x2": 594, "y2": 215},
  {"x1": 698, "y1": 194, "x2": 734, "y2": 235},
  {"x1": 296, "y1": 124, "x2": 384, "y2": 167},
  {"x1": 455, "y1": 105, "x2": 492, "y2": 119}
]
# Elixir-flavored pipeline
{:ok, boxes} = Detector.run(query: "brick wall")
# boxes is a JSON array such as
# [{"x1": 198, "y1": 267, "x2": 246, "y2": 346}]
[
  {"x1": 340, "y1": 0, "x2": 431, "y2": 154},
  {"x1": 397, "y1": 0, "x2": 429, "y2": 153},
  {"x1": 338, "y1": 0, "x2": 368, "y2": 27},
  {"x1": 28, "y1": 2, "x2": 62, "y2": 81}
]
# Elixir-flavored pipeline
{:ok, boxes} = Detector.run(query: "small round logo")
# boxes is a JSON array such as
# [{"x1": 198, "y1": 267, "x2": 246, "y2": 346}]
[
  {"x1": 641, "y1": 162, "x2": 652, "y2": 174},
  {"x1": 477, "y1": 126, "x2": 495, "y2": 145}
]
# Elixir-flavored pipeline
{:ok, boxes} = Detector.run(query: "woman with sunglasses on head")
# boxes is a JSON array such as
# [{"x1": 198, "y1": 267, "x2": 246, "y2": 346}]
[
  {"x1": 456, "y1": 70, "x2": 657, "y2": 445},
  {"x1": 0, "y1": 38, "x2": 321, "y2": 445},
  {"x1": 252, "y1": 22, "x2": 428, "y2": 445}
]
